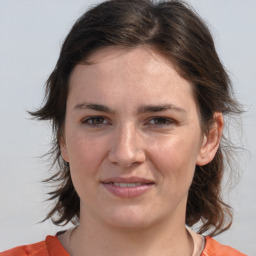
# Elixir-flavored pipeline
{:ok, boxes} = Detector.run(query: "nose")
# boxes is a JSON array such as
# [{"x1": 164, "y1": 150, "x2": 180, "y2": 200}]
[{"x1": 108, "y1": 123, "x2": 146, "y2": 168}]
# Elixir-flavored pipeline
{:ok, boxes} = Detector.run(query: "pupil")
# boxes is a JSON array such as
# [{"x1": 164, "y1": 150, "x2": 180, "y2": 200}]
[
  {"x1": 155, "y1": 118, "x2": 165, "y2": 124},
  {"x1": 93, "y1": 117, "x2": 103, "y2": 124}
]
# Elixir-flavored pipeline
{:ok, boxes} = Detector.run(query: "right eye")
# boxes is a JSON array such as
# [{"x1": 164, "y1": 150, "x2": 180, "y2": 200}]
[{"x1": 81, "y1": 116, "x2": 109, "y2": 126}]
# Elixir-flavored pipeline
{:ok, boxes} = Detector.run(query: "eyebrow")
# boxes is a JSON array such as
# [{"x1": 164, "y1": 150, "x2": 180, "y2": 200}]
[
  {"x1": 73, "y1": 103, "x2": 186, "y2": 114},
  {"x1": 74, "y1": 103, "x2": 114, "y2": 114},
  {"x1": 137, "y1": 104, "x2": 186, "y2": 114}
]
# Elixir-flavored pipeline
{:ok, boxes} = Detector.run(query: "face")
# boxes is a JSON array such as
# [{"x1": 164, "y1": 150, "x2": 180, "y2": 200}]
[{"x1": 61, "y1": 46, "x2": 221, "y2": 230}]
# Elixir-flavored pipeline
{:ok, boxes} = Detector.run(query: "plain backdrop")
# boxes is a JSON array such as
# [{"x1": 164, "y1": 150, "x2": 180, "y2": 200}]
[{"x1": 0, "y1": 0, "x2": 255, "y2": 255}]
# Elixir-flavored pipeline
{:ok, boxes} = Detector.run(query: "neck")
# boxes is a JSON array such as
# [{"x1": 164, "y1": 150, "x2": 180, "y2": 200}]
[{"x1": 67, "y1": 212, "x2": 193, "y2": 256}]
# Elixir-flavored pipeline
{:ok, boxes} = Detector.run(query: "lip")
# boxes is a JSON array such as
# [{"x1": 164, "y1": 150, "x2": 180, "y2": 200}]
[
  {"x1": 101, "y1": 176, "x2": 155, "y2": 198},
  {"x1": 101, "y1": 176, "x2": 154, "y2": 184}
]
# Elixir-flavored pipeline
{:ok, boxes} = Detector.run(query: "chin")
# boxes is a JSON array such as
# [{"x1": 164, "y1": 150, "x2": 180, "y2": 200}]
[{"x1": 103, "y1": 206, "x2": 160, "y2": 231}]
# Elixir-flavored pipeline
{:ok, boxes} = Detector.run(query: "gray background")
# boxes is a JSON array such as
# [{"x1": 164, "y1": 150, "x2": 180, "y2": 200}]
[{"x1": 0, "y1": 0, "x2": 255, "y2": 255}]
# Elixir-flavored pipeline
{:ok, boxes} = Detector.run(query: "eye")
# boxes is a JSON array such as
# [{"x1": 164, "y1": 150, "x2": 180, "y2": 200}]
[
  {"x1": 147, "y1": 117, "x2": 174, "y2": 126},
  {"x1": 81, "y1": 116, "x2": 109, "y2": 126}
]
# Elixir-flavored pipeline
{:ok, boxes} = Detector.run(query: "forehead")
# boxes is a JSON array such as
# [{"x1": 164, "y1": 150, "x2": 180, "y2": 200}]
[
  {"x1": 84, "y1": 46, "x2": 177, "y2": 76},
  {"x1": 71, "y1": 46, "x2": 194, "y2": 93},
  {"x1": 68, "y1": 46, "x2": 197, "y2": 113}
]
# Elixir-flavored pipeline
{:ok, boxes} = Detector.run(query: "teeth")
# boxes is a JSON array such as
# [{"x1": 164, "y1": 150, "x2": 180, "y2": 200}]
[
  {"x1": 113, "y1": 182, "x2": 142, "y2": 187},
  {"x1": 120, "y1": 183, "x2": 126, "y2": 187}
]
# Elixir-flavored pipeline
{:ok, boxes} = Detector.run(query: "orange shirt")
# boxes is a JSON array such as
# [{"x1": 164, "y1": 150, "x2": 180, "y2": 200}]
[{"x1": 0, "y1": 236, "x2": 247, "y2": 256}]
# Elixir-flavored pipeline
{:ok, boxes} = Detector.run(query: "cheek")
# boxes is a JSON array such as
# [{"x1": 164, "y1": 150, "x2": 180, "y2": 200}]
[
  {"x1": 66, "y1": 133, "x2": 110, "y2": 201},
  {"x1": 148, "y1": 134, "x2": 201, "y2": 183},
  {"x1": 66, "y1": 133, "x2": 109, "y2": 178}
]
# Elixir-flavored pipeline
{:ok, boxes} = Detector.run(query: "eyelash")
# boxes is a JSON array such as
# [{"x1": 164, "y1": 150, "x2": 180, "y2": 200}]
[{"x1": 81, "y1": 116, "x2": 175, "y2": 128}]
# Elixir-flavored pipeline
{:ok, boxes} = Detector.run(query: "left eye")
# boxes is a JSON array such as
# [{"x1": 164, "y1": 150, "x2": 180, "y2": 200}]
[
  {"x1": 82, "y1": 117, "x2": 108, "y2": 126},
  {"x1": 148, "y1": 117, "x2": 173, "y2": 126}
]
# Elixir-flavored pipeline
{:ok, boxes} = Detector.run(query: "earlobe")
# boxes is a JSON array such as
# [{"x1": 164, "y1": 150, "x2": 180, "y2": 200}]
[
  {"x1": 196, "y1": 112, "x2": 223, "y2": 166},
  {"x1": 60, "y1": 136, "x2": 69, "y2": 162}
]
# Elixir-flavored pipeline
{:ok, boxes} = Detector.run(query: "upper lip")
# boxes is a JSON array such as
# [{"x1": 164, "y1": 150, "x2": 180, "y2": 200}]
[{"x1": 101, "y1": 176, "x2": 155, "y2": 184}]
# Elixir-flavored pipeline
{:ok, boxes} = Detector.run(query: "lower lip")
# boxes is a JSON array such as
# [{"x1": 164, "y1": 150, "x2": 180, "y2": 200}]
[{"x1": 102, "y1": 183, "x2": 154, "y2": 198}]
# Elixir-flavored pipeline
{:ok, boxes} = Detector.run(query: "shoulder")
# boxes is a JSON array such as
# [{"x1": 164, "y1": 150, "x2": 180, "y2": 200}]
[
  {"x1": 0, "y1": 241, "x2": 47, "y2": 256},
  {"x1": 202, "y1": 236, "x2": 247, "y2": 256},
  {"x1": 0, "y1": 235, "x2": 69, "y2": 256}
]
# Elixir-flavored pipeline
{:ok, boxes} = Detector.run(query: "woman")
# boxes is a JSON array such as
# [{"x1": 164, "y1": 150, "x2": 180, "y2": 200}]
[{"x1": 1, "y1": 0, "x2": 246, "y2": 255}]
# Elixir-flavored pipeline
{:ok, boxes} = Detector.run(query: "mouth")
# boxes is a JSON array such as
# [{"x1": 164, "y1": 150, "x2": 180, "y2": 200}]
[{"x1": 101, "y1": 177, "x2": 155, "y2": 198}]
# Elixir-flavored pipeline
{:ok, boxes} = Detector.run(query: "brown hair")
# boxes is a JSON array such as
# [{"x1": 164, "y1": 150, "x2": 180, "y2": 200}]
[{"x1": 31, "y1": 0, "x2": 242, "y2": 236}]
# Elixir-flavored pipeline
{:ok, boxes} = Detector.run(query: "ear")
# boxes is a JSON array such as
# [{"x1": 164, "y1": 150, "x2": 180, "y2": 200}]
[
  {"x1": 60, "y1": 135, "x2": 69, "y2": 162},
  {"x1": 196, "y1": 112, "x2": 223, "y2": 166}
]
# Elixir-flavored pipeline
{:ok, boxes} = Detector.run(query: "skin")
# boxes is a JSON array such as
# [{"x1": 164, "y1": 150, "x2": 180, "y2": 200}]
[{"x1": 59, "y1": 46, "x2": 223, "y2": 256}]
